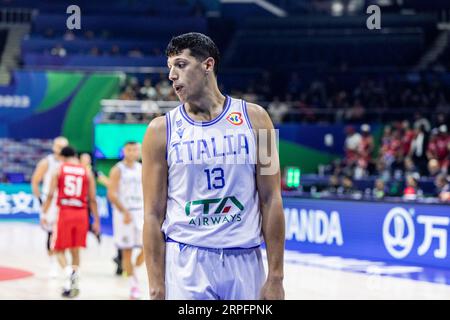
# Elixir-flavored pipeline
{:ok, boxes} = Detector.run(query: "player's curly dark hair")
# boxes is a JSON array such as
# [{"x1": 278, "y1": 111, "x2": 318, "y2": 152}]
[
  {"x1": 60, "y1": 146, "x2": 77, "y2": 158},
  {"x1": 166, "y1": 32, "x2": 220, "y2": 75}
]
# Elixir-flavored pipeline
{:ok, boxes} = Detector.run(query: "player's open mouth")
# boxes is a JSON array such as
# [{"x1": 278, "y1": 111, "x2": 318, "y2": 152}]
[{"x1": 174, "y1": 85, "x2": 184, "y2": 93}]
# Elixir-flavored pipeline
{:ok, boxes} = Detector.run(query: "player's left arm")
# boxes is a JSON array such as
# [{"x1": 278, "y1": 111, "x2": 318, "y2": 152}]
[
  {"x1": 87, "y1": 170, "x2": 100, "y2": 234},
  {"x1": 41, "y1": 171, "x2": 58, "y2": 223},
  {"x1": 247, "y1": 102, "x2": 285, "y2": 300}
]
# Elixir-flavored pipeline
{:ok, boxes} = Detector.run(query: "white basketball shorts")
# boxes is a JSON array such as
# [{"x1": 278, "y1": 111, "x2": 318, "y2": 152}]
[
  {"x1": 165, "y1": 240, "x2": 265, "y2": 300},
  {"x1": 113, "y1": 208, "x2": 144, "y2": 249}
]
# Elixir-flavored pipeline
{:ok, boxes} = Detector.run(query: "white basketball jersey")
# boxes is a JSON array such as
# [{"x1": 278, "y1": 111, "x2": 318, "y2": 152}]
[
  {"x1": 162, "y1": 96, "x2": 263, "y2": 249},
  {"x1": 116, "y1": 161, "x2": 143, "y2": 211},
  {"x1": 41, "y1": 154, "x2": 59, "y2": 200}
]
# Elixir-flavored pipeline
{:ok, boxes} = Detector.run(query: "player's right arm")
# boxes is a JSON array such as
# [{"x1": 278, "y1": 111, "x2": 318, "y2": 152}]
[
  {"x1": 142, "y1": 116, "x2": 167, "y2": 300},
  {"x1": 87, "y1": 170, "x2": 100, "y2": 235},
  {"x1": 31, "y1": 158, "x2": 48, "y2": 203},
  {"x1": 107, "y1": 165, "x2": 131, "y2": 224},
  {"x1": 41, "y1": 170, "x2": 58, "y2": 227}
]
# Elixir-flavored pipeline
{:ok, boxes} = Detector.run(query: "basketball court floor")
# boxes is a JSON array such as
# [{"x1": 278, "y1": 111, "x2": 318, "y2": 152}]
[{"x1": 2, "y1": 221, "x2": 450, "y2": 300}]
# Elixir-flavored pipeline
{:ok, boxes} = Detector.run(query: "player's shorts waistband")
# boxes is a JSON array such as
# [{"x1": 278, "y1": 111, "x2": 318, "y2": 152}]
[{"x1": 165, "y1": 237, "x2": 260, "y2": 251}]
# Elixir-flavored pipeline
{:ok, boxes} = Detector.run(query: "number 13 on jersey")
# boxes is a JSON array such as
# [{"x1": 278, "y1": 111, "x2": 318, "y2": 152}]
[{"x1": 204, "y1": 168, "x2": 225, "y2": 190}]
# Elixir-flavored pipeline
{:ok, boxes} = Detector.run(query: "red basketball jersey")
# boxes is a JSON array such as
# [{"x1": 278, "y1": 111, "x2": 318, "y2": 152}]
[{"x1": 57, "y1": 163, "x2": 89, "y2": 210}]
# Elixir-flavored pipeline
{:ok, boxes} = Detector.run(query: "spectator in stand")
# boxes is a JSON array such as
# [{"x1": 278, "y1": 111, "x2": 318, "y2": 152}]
[
  {"x1": 427, "y1": 158, "x2": 442, "y2": 177},
  {"x1": 50, "y1": 44, "x2": 67, "y2": 57},
  {"x1": 403, "y1": 174, "x2": 421, "y2": 201},
  {"x1": 404, "y1": 157, "x2": 420, "y2": 178},
  {"x1": 191, "y1": 0, "x2": 206, "y2": 17},
  {"x1": 413, "y1": 112, "x2": 431, "y2": 133},
  {"x1": 380, "y1": 125, "x2": 392, "y2": 160},
  {"x1": 63, "y1": 30, "x2": 75, "y2": 41},
  {"x1": 156, "y1": 78, "x2": 172, "y2": 100},
  {"x1": 242, "y1": 85, "x2": 259, "y2": 103},
  {"x1": 401, "y1": 120, "x2": 415, "y2": 156},
  {"x1": 44, "y1": 28, "x2": 54, "y2": 38},
  {"x1": 358, "y1": 124, "x2": 374, "y2": 163},
  {"x1": 372, "y1": 178, "x2": 387, "y2": 199},
  {"x1": 110, "y1": 45, "x2": 121, "y2": 56},
  {"x1": 287, "y1": 72, "x2": 302, "y2": 96},
  {"x1": 409, "y1": 124, "x2": 429, "y2": 176},
  {"x1": 89, "y1": 46, "x2": 101, "y2": 56},
  {"x1": 353, "y1": 158, "x2": 369, "y2": 180},
  {"x1": 341, "y1": 175, "x2": 356, "y2": 195},
  {"x1": 434, "y1": 112, "x2": 448, "y2": 128},
  {"x1": 84, "y1": 30, "x2": 95, "y2": 40},
  {"x1": 427, "y1": 125, "x2": 450, "y2": 172},
  {"x1": 326, "y1": 175, "x2": 340, "y2": 194},
  {"x1": 376, "y1": 158, "x2": 391, "y2": 181},
  {"x1": 391, "y1": 149, "x2": 405, "y2": 180},
  {"x1": 119, "y1": 86, "x2": 136, "y2": 100},
  {"x1": 139, "y1": 78, "x2": 158, "y2": 100},
  {"x1": 434, "y1": 174, "x2": 450, "y2": 201},
  {"x1": 385, "y1": 127, "x2": 403, "y2": 167},
  {"x1": 259, "y1": 71, "x2": 272, "y2": 100},
  {"x1": 346, "y1": 99, "x2": 365, "y2": 122},
  {"x1": 344, "y1": 126, "x2": 361, "y2": 166},
  {"x1": 267, "y1": 96, "x2": 289, "y2": 125},
  {"x1": 128, "y1": 48, "x2": 143, "y2": 58}
]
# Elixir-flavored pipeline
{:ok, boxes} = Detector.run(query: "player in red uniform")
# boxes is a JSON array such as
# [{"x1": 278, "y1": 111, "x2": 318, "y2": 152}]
[{"x1": 42, "y1": 146, "x2": 100, "y2": 298}]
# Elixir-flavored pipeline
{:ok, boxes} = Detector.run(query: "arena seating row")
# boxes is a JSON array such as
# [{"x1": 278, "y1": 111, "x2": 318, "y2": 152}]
[
  {"x1": 0, "y1": 138, "x2": 53, "y2": 183},
  {"x1": 223, "y1": 14, "x2": 437, "y2": 69},
  {"x1": 21, "y1": 38, "x2": 166, "y2": 55},
  {"x1": 1, "y1": 0, "x2": 200, "y2": 15},
  {"x1": 298, "y1": 174, "x2": 437, "y2": 196},
  {"x1": 227, "y1": 32, "x2": 424, "y2": 68},
  {"x1": 23, "y1": 53, "x2": 167, "y2": 67},
  {"x1": 31, "y1": 15, "x2": 207, "y2": 39}
]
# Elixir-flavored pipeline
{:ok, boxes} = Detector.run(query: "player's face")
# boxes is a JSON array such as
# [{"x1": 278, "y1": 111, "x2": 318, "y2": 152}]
[
  {"x1": 167, "y1": 49, "x2": 207, "y2": 102},
  {"x1": 80, "y1": 154, "x2": 91, "y2": 167},
  {"x1": 123, "y1": 144, "x2": 141, "y2": 162},
  {"x1": 53, "y1": 140, "x2": 68, "y2": 155}
]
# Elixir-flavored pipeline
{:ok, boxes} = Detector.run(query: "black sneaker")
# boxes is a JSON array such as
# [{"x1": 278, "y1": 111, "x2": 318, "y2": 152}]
[
  {"x1": 113, "y1": 256, "x2": 122, "y2": 276},
  {"x1": 62, "y1": 288, "x2": 79, "y2": 298},
  {"x1": 61, "y1": 270, "x2": 79, "y2": 298}
]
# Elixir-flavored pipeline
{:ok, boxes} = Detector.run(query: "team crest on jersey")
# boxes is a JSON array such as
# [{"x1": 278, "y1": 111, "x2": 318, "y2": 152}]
[
  {"x1": 176, "y1": 127, "x2": 185, "y2": 138},
  {"x1": 226, "y1": 112, "x2": 243, "y2": 125},
  {"x1": 176, "y1": 119, "x2": 183, "y2": 127}
]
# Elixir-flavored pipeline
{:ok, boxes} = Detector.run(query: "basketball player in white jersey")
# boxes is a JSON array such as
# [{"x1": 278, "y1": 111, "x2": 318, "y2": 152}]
[
  {"x1": 31, "y1": 136, "x2": 69, "y2": 277},
  {"x1": 142, "y1": 33, "x2": 285, "y2": 300},
  {"x1": 107, "y1": 141, "x2": 145, "y2": 299}
]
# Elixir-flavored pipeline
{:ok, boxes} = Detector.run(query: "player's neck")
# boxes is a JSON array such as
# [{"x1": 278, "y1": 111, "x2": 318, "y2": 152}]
[
  {"x1": 184, "y1": 86, "x2": 225, "y2": 120},
  {"x1": 66, "y1": 158, "x2": 79, "y2": 165},
  {"x1": 123, "y1": 159, "x2": 135, "y2": 167}
]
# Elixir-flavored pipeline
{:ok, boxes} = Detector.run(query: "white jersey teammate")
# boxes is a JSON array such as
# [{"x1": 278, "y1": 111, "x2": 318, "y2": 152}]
[
  {"x1": 31, "y1": 136, "x2": 69, "y2": 277},
  {"x1": 107, "y1": 141, "x2": 145, "y2": 299}
]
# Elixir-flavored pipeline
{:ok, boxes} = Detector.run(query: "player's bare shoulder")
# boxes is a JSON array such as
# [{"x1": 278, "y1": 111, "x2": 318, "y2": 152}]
[
  {"x1": 245, "y1": 102, "x2": 274, "y2": 130},
  {"x1": 143, "y1": 115, "x2": 167, "y2": 154}
]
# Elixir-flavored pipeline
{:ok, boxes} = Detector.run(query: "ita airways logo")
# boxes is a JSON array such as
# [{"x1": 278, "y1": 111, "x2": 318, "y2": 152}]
[
  {"x1": 226, "y1": 112, "x2": 243, "y2": 125},
  {"x1": 184, "y1": 196, "x2": 244, "y2": 226},
  {"x1": 383, "y1": 207, "x2": 415, "y2": 259}
]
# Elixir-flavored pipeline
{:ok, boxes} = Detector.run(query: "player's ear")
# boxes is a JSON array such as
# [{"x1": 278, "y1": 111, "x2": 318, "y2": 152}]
[{"x1": 203, "y1": 57, "x2": 215, "y2": 75}]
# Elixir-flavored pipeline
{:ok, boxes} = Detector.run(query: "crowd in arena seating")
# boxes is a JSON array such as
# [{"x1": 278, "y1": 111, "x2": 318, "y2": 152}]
[
  {"x1": 119, "y1": 76, "x2": 177, "y2": 102},
  {"x1": 0, "y1": 139, "x2": 53, "y2": 183},
  {"x1": 105, "y1": 76, "x2": 177, "y2": 123},
  {"x1": 113, "y1": 73, "x2": 450, "y2": 127},
  {"x1": 322, "y1": 120, "x2": 450, "y2": 202},
  {"x1": 266, "y1": 73, "x2": 450, "y2": 124}
]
